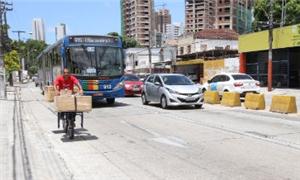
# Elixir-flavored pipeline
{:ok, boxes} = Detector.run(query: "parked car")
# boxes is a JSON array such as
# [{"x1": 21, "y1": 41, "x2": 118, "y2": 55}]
[
  {"x1": 201, "y1": 73, "x2": 260, "y2": 97},
  {"x1": 123, "y1": 74, "x2": 144, "y2": 96},
  {"x1": 141, "y1": 73, "x2": 204, "y2": 109}
]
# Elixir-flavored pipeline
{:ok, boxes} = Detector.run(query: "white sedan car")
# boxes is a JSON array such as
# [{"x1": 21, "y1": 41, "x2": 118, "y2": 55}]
[{"x1": 202, "y1": 73, "x2": 260, "y2": 97}]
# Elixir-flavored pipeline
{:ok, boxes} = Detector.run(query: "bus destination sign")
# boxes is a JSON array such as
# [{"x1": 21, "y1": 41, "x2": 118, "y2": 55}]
[{"x1": 69, "y1": 36, "x2": 118, "y2": 44}]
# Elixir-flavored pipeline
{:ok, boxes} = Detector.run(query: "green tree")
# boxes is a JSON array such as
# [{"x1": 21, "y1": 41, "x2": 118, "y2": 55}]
[
  {"x1": 253, "y1": 0, "x2": 300, "y2": 31},
  {"x1": 107, "y1": 32, "x2": 120, "y2": 37},
  {"x1": 4, "y1": 50, "x2": 20, "y2": 86},
  {"x1": 24, "y1": 40, "x2": 47, "y2": 76},
  {"x1": 107, "y1": 32, "x2": 139, "y2": 48},
  {"x1": 10, "y1": 39, "x2": 47, "y2": 76}
]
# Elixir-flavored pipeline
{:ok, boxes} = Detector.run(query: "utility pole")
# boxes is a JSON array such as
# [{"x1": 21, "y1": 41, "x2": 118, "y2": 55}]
[
  {"x1": 148, "y1": 37, "x2": 152, "y2": 74},
  {"x1": 267, "y1": 0, "x2": 273, "y2": 92},
  {"x1": 0, "y1": 0, "x2": 4, "y2": 98},
  {"x1": 12, "y1": 30, "x2": 26, "y2": 41},
  {"x1": 1, "y1": 0, "x2": 12, "y2": 97}
]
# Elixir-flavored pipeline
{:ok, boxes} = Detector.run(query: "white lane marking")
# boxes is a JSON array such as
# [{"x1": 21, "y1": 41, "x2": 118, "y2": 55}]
[
  {"x1": 121, "y1": 120, "x2": 188, "y2": 148},
  {"x1": 151, "y1": 136, "x2": 187, "y2": 148}
]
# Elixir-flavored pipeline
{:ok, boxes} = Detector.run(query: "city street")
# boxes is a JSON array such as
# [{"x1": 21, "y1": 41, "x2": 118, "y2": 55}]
[{"x1": 0, "y1": 83, "x2": 299, "y2": 180}]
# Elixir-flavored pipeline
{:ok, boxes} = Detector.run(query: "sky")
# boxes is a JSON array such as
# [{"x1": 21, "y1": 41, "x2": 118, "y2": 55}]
[{"x1": 7, "y1": 0, "x2": 185, "y2": 44}]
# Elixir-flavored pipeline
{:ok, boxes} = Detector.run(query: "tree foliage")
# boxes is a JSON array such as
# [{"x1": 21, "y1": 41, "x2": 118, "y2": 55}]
[
  {"x1": 10, "y1": 39, "x2": 47, "y2": 76},
  {"x1": 107, "y1": 32, "x2": 139, "y2": 48},
  {"x1": 4, "y1": 50, "x2": 20, "y2": 73},
  {"x1": 253, "y1": 0, "x2": 300, "y2": 31}
]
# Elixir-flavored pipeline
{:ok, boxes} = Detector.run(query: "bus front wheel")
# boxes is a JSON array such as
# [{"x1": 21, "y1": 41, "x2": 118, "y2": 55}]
[{"x1": 106, "y1": 98, "x2": 115, "y2": 105}]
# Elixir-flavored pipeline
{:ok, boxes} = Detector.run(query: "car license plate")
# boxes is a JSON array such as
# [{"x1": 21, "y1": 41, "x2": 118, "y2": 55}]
[
  {"x1": 93, "y1": 93, "x2": 103, "y2": 96},
  {"x1": 133, "y1": 87, "x2": 139, "y2": 91},
  {"x1": 185, "y1": 97, "x2": 195, "y2": 101}
]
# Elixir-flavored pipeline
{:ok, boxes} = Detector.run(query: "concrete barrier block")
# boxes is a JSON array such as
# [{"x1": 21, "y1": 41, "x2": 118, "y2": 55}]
[
  {"x1": 221, "y1": 92, "x2": 241, "y2": 107},
  {"x1": 204, "y1": 91, "x2": 220, "y2": 104},
  {"x1": 270, "y1": 95, "x2": 297, "y2": 114},
  {"x1": 244, "y1": 93, "x2": 265, "y2": 110}
]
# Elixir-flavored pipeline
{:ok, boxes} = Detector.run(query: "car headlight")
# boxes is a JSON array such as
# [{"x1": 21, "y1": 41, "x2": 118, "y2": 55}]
[
  {"x1": 166, "y1": 88, "x2": 178, "y2": 94},
  {"x1": 113, "y1": 81, "x2": 124, "y2": 90},
  {"x1": 198, "y1": 88, "x2": 202, "y2": 94},
  {"x1": 125, "y1": 84, "x2": 131, "y2": 89}
]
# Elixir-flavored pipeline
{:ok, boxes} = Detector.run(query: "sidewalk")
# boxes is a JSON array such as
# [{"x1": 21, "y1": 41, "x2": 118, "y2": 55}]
[{"x1": 0, "y1": 88, "x2": 15, "y2": 180}]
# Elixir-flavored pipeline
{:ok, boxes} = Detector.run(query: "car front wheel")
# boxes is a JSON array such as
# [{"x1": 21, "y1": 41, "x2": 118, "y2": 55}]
[
  {"x1": 160, "y1": 95, "x2": 168, "y2": 109},
  {"x1": 141, "y1": 93, "x2": 149, "y2": 105}
]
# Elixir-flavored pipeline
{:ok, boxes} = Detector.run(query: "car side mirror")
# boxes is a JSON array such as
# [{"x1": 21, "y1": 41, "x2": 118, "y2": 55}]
[
  {"x1": 207, "y1": 80, "x2": 212, "y2": 83},
  {"x1": 154, "y1": 82, "x2": 161, "y2": 86}
]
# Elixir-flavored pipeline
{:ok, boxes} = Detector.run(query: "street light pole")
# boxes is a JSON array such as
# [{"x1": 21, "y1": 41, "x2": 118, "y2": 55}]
[{"x1": 267, "y1": 0, "x2": 273, "y2": 92}]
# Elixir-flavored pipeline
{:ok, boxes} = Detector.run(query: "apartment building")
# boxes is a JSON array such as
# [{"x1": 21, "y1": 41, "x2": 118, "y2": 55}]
[
  {"x1": 155, "y1": 8, "x2": 171, "y2": 34},
  {"x1": 55, "y1": 23, "x2": 66, "y2": 41},
  {"x1": 185, "y1": 0, "x2": 215, "y2": 34},
  {"x1": 121, "y1": 0, "x2": 155, "y2": 47},
  {"x1": 185, "y1": 0, "x2": 253, "y2": 34},
  {"x1": 166, "y1": 23, "x2": 184, "y2": 40},
  {"x1": 32, "y1": 18, "x2": 45, "y2": 41},
  {"x1": 215, "y1": 0, "x2": 253, "y2": 34}
]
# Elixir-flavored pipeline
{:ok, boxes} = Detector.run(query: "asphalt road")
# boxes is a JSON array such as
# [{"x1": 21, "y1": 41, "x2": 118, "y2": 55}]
[{"x1": 14, "y1": 83, "x2": 300, "y2": 180}]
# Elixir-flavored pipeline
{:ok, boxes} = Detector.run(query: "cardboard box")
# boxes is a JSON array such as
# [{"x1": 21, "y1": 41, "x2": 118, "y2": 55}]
[
  {"x1": 44, "y1": 86, "x2": 55, "y2": 92},
  {"x1": 76, "y1": 96, "x2": 92, "y2": 112},
  {"x1": 44, "y1": 86, "x2": 55, "y2": 102},
  {"x1": 54, "y1": 96, "x2": 92, "y2": 112},
  {"x1": 54, "y1": 96, "x2": 76, "y2": 112}
]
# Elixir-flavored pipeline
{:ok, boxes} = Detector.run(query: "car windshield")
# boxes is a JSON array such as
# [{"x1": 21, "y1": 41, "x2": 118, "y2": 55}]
[
  {"x1": 67, "y1": 46, "x2": 123, "y2": 77},
  {"x1": 124, "y1": 74, "x2": 139, "y2": 81},
  {"x1": 162, "y1": 75, "x2": 194, "y2": 85},
  {"x1": 232, "y1": 74, "x2": 253, "y2": 80}
]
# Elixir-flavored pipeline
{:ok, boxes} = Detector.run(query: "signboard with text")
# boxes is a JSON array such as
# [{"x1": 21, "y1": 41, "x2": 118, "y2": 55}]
[{"x1": 68, "y1": 36, "x2": 120, "y2": 46}]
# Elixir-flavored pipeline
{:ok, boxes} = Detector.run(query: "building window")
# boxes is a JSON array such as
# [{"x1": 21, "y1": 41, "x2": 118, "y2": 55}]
[{"x1": 187, "y1": 45, "x2": 191, "y2": 54}]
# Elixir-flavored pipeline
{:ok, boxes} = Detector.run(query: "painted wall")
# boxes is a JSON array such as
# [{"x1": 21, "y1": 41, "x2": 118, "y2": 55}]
[
  {"x1": 203, "y1": 57, "x2": 240, "y2": 82},
  {"x1": 239, "y1": 24, "x2": 300, "y2": 53}
]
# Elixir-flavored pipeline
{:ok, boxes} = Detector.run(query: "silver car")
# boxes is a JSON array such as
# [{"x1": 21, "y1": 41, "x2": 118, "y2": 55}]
[{"x1": 141, "y1": 74, "x2": 204, "y2": 109}]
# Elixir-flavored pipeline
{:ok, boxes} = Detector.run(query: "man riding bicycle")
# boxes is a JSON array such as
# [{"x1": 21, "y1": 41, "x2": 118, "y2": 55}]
[{"x1": 54, "y1": 68, "x2": 83, "y2": 136}]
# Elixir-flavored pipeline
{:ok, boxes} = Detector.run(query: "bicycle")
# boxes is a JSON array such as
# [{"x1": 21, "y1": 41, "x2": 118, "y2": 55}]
[{"x1": 57, "y1": 111, "x2": 84, "y2": 139}]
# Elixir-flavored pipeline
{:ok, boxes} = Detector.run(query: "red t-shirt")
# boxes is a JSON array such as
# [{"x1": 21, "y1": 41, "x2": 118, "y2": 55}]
[{"x1": 54, "y1": 75, "x2": 79, "y2": 91}]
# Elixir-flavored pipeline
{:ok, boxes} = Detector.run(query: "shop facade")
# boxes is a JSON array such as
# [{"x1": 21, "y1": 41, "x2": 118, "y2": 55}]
[{"x1": 239, "y1": 24, "x2": 300, "y2": 88}]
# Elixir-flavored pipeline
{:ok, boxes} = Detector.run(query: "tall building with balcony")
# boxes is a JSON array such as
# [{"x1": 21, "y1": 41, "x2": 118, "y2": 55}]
[
  {"x1": 32, "y1": 18, "x2": 45, "y2": 41},
  {"x1": 155, "y1": 8, "x2": 171, "y2": 34},
  {"x1": 55, "y1": 23, "x2": 66, "y2": 41},
  {"x1": 215, "y1": 0, "x2": 253, "y2": 34},
  {"x1": 185, "y1": 0, "x2": 215, "y2": 34},
  {"x1": 121, "y1": 0, "x2": 155, "y2": 47},
  {"x1": 185, "y1": 0, "x2": 253, "y2": 34}
]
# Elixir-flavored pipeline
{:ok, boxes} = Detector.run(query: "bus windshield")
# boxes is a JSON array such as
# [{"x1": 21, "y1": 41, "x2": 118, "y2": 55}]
[{"x1": 68, "y1": 46, "x2": 123, "y2": 77}]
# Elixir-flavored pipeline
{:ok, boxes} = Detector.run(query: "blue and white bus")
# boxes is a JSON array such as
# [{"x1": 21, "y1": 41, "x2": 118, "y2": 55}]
[{"x1": 37, "y1": 35, "x2": 125, "y2": 104}]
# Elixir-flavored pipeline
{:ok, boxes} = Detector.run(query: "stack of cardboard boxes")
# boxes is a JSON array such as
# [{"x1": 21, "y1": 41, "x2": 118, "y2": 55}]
[
  {"x1": 54, "y1": 89, "x2": 92, "y2": 112},
  {"x1": 44, "y1": 86, "x2": 56, "y2": 102},
  {"x1": 44, "y1": 86, "x2": 92, "y2": 112}
]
